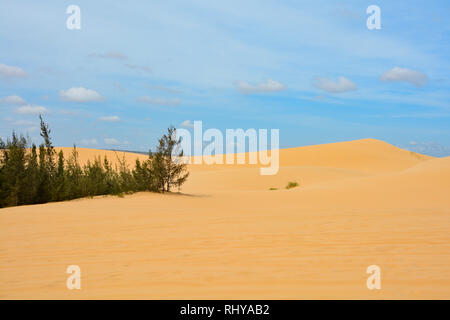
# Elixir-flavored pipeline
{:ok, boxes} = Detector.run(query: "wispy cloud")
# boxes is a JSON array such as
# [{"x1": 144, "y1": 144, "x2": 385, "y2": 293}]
[
  {"x1": 104, "y1": 138, "x2": 120, "y2": 145},
  {"x1": 79, "y1": 138, "x2": 99, "y2": 146},
  {"x1": 15, "y1": 105, "x2": 48, "y2": 115},
  {"x1": 144, "y1": 84, "x2": 183, "y2": 94},
  {"x1": 99, "y1": 115, "x2": 120, "y2": 122},
  {"x1": 406, "y1": 141, "x2": 450, "y2": 157},
  {"x1": 114, "y1": 81, "x2": 127, "y2": 92},
  {"x1": 56, "y1": 109, "x2": 80, "y2": 116},
  {"x1": 367, "y1": 113, "x2": 450, "y2": 119},
  {"x1": 60, "y1": 87, "x2": 104, "y2": 102},
  {"x1": 88, "y1": 52, "x2": 128, "y2": 60},
  {"x1": 125, "y1": 64, "x2": 151, "y2": 74},
  {"x1": 0, "y1": 63, "x2": 28, "y2": 78},
  {"x1": 179, "y1": 120, "x2": 194, "y2": 128},
  {"x1": 236, "y1": 79, "x2": 286, "y2": 94},
  {"x1": 0, "y1": 95, "x2": 26, "y2": 105},
  {"x1": 380, "y1": 67, "x2": 428, "y2": 87},
  {"x1": 11, "y1": 120, "x2": 34, "y2": 126},
  {"x1": 313, "y1": 76, "x2": 357, "y2": 93},
  {"x1": 137, "y1": 96, "x2": 180, "y2": 106}
]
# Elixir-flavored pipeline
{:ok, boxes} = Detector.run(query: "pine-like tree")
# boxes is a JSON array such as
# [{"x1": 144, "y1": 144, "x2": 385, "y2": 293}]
[
  {"x1": 53, "y1": 150, "x2": 66, "y2": 201},
  {"x1": 0, "y1": 132, "x2": 28, "y2": 206},
  {"x1": 150, "y1": 126, "x2": 189, "y2": 192},
  {"x1": 24, "y1": 144, "x2": 40, "y2": 204}
]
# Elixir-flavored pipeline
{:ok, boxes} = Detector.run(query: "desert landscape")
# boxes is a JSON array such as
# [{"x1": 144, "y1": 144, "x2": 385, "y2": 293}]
[{"x1": 1, "y1": 138, "x2": 449, "y2": 299}]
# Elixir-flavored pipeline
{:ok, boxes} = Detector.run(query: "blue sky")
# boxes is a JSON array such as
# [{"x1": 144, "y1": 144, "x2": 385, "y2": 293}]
[{"x1": 1, "y1": 0, "x2": 449, "y2": 156}]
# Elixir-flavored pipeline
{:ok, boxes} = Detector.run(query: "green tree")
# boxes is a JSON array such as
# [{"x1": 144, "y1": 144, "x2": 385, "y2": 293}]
[
  {"x1": 53, "y1": 150, "x2": 66, "y2": 201},
  {"x1": 65, "y1": 145, "x2": 83, "y2": 200},
  {"x1": 132, "y1": 157, "x2": 159, "y2": 192},
  {"x1": 23, "y1": 144, "x2": 40, "y2": 204},
  {"x1": 0, "y1": 132, "x2": 28, "y2": 206},
  {"x1": 150, "y1": 126, "x2": 189, "y2": 192}
]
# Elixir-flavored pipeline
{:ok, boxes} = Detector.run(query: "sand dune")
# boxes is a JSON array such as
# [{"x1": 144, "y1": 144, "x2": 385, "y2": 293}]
[
  {"x1": 1, "y1": 139, "x2": 449, "y2": 299},
  {"x1": 54, "y1": 147, "x2": 148, "y2": 168},
  {"x1": 184, "y1": 139, "x2": 432, "y2": 193}
]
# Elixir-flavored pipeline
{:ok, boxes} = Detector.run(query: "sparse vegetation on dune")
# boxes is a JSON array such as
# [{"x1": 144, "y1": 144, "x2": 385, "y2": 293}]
[
  {"x1": 285, "y1": 181, "x2": 299, "y2": 189},
  {"x1": 268, "y1": 182, "x2": 300, "y2": 190},
  {"x1": 0, "y1": 116, "x2": 189, "y2": 208}
]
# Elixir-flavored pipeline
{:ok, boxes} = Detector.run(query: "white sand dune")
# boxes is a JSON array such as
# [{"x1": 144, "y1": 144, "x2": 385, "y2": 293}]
[{"x1": 1, "y1": 139, "x2": 449, "y2": 299}]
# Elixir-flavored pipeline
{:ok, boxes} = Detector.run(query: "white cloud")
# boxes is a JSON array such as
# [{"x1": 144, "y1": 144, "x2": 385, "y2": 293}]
[
  {"x1": 104, "y1": 138, "x2": 120, "y2": 145},
  {"x1": 137, "y1": 96, "x2": 181, "y2": 106},
  {"x1": 380, "y1": 67, "x2": 428, "y2": 87},
  {"x1": 314, "y1": 76, "x2": 357, "y2": 93},
  {"x1": 99, "y1": 115, "x2": 120, "y2": 122},
  {"x1": 15, "y1": 105, "x2": 48, "y2": 115},
  {"x1": 80, "y1": 138, "x2": 99, "y2": 146},
  {"x1": 0, "y1": 95, "x2": 26, "y2": 105},
  {"x1": 60, "y1": 87, "x2": 104, "y2": 102},
  {"x1": 0, "y1": 63, "x2": 28, "y2": 78},
  {"x1": 237, "y1": 79, "x2": 286, "y2": 94},
  {"x1": 89, "y1": 52, "x2": 128, "y2": 60},
  {"x1": 180, "y1": 120, "x2": 194, "y2": 128}
]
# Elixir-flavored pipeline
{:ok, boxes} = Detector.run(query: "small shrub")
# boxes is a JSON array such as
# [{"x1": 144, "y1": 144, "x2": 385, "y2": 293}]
[
  {"x1": 285, "y1": 181, "x2": 299, "y2": 189},
  {"x1": 269, "y1": 187, "x2": 278, "y2": 190}
]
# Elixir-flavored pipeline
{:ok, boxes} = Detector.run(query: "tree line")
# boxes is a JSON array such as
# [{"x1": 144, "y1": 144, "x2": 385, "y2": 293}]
[{"x1": 0, "y1": 116, "x2": 189, "y2": 208}]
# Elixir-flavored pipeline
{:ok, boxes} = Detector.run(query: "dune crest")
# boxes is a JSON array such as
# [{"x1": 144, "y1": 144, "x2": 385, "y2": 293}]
[{"x1": 277, "y1": 138, "x2": 431, "y2": 172}]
